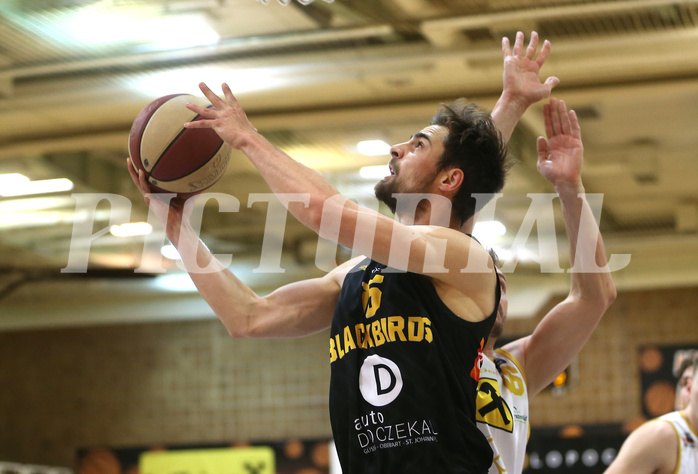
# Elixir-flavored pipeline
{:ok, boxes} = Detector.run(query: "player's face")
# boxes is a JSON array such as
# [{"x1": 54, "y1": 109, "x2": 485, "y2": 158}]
[
  {"x1": 374, "y1": 125, "x2": 448, "y2": 213},
  {"x1": 489, "y1": 270, "x2": 508, "y2": 339},
  {"x1": 677, "y1": 365, "x2": 694, "y2": 410}
]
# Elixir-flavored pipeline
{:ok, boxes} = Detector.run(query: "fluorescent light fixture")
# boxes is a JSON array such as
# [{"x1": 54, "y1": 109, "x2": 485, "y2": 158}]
[
  {"x1": 148, "y1": 15, "x2": 219, "y2": 50},
  {"x1": 109, "y1": 222, "x2": 153, "y2": 237},
  {"x1": 472, "y1": 220, "x2": 507, "y2": 242},
  {"x1": 357, "y1": 140, "x2": 391, "y2": 156},
  {"x1": 359, "y1": 165, "x2": 390, "y2": 180},
  {"x1": 136, "y1": 65, "x2": 281, "y2": 97},
  {"x1": 153, "y1": 273, "x2": 197, "y2": 292},
  {"x1": 161, "y1": 244, "x2": 181, "y2": 260},
  {"x1": 65, "y1": 4, "x2": 219, "y2": 50},
  {"x1": 0, "y1": 212, "x2": 63, "y2": 228},
  {"x1": 0, "y1": 178, "x2": 73, "y2": 197},
  {"x1": 0, "y1": 196, "x2": 75, "y2": 213},
  {"x1": 0, "y1": 173, "x2": 30, "y2": 188}
]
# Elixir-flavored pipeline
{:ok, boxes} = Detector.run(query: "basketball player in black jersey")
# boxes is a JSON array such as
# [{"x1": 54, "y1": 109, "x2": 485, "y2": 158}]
[{"x1": 128, "y1": 32, "x2": 557, "y2": 473}]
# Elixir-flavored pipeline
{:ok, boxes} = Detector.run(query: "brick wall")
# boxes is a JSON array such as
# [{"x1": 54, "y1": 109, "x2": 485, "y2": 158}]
[{"x1": 0, "y1": 286, "x2": 696, "y2": 468}]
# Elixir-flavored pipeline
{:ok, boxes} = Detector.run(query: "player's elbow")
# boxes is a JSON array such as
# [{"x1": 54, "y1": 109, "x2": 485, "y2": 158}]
[{"x1": 218, "y1": 303, "x2": 260, "y2": 339}]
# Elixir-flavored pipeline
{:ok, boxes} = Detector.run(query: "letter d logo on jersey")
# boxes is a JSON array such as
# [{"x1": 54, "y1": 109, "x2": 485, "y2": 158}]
[{"x1": 359, "y1": 355, "x2": 403, "y2": 406}]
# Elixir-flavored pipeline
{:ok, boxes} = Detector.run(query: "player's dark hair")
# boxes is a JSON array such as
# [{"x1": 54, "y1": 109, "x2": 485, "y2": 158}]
[
  {"x1": 431, "y1": 99, "x2": 511, "y2": 224},
  {"x1": 674, "y1": 350, "x2": 697, "y2": 378}
]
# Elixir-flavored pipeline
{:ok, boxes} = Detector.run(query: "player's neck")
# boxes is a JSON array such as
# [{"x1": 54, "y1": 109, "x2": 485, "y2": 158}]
[
  {"x1": 683, "y1": 404, "x2": 697, "y2": 430},
  {"x1": 484, "y1": 339, "x2": 497, "y2": 359},
  {"x1": 396, "y1": 197, "x2": 461, "y2": 229}
]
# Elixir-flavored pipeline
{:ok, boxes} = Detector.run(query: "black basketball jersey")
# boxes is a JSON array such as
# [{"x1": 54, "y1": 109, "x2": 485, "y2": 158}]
[{"x1": 329, "y1": 257, "x2": 499, "y2": 474}]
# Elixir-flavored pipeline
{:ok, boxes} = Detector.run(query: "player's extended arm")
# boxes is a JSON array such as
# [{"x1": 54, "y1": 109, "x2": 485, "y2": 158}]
[
  {"x1": 127, "y1": 157, "x2": 345, "y2": 339},
  {"x1": 491, "y1": 31, "x2": 559, "y2": 144},
  {"x1": 604, "y1": 421, "x2": 677, "y2": 474},
  {"x1": 185, "y1": 84, "x2": 497, "y2": 320},
  {"x1": 503, "y1": 98, "x2": 616, "y2": 397}
]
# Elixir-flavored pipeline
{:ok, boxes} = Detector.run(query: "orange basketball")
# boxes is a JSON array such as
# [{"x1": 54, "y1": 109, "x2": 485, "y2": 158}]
[{"x1": 128, "y1": 94, "x2": 231, "y2": 197}]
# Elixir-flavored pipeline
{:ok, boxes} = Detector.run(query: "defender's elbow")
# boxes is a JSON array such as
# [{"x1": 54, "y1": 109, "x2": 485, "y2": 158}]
[{"x1": 603, "y1": 284, "x2": 617, "y2": 310}]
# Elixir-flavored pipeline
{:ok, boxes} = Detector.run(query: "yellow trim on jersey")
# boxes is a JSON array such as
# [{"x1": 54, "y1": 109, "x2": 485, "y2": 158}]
[
  {"x1": 494, "y1": 348, "x2": 527, "y2": 385},
  {"x1": 679, "y1": 410, "x2": 698, "y2": 439}
]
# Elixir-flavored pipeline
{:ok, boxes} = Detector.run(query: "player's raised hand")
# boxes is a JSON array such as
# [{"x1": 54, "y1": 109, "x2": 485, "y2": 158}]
[
  {"x1": 184, "y1": 82, "x2": 259, "y2": 150},
  {"x1": 502, "y1": 31, "x2": 560, "y2": 107},
  {"x1": 536, "y1": 98, "x2": 583, "y2": 189}
]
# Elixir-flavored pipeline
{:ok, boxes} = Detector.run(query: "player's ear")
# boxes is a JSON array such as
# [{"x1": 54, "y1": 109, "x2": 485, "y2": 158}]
[{"x1": 439, "y1": 167, "x2": 463, "y2": 193}]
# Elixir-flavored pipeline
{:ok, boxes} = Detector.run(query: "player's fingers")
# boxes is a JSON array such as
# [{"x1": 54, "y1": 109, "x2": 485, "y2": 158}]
[
  {"x1": 513, "y1": 31, "x2": 524, "y2": 56},
  {"x1": 198, "y1": 82, "x2": 226, "y2": 108},
  {"x1": 526, "y1": 31, "x2": 539, "y2": 59},
  {"x1": 183, "y1": 119, "x2": 211, "y2": 129},
  {"x1": 502, "y1": 36, "x2": 511, "y2": 58},
  {"x1": 536, "y1": 40, "x2": 551, "y2": 67},
  {"x1": 126, "y1": 157, "x2": 139, "y2": 183},
  {"x1": 185, "y1": 102, "x2": 215, "y2": 117},
  {"x1": 222, "y1": 82, "x2": 237, "y2": 104}
]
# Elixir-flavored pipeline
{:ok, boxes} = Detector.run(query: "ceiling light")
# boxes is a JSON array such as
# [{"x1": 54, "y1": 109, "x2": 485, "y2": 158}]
[
  {"x1": 0, "y1": 173, "x2": 30, "y2": 188},
  {"x1": 152, "y1": 273, "x2": 197, "y2": 292},
  {"x1": 472, "y1": 220, "x2": 507, "y2": 242},
  {"x1": 136, "y1": 66, "x2": 282, "y2": 97},
  {"x1": 0, "y1": 178, "x2": 73, "y2": 197},
  {"x1": 359, "y1": 165, "x2": 390, "y2": 180},
  {"x1": 0, "y1": 196, "x2": 75, "y2": 213},
  {"x1": 109, "y1": 222, "x2": 153, "y2": 237},
  {"x1": 161, "y1": 244, "x2": 181, "y2": 260},
  {"x1": 357, "y1": 140, "x2": 391, "y2": 156}
]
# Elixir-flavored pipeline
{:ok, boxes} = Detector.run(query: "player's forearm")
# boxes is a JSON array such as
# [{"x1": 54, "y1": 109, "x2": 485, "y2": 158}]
[
  {"x1": 239, "y1": 131, "x2": 346, "y2": 233},
  {"x1": 173, "y1": 221, "x2": 260, "y2": 338},
  {"x1": 557, "y1": 182, "x2": 617, "y2": 308}
]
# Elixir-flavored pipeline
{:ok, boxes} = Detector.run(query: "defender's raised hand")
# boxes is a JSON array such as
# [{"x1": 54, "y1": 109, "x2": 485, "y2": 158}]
[
  {"x1": 501, "y1": 31, "x2": 560, "y2": 108},
  {"x1": 536, "y1": 98, "x2": 583, "y2": 189},
  {"x1": 184, "y1": 82, "x2": 259, "y2": 150}
]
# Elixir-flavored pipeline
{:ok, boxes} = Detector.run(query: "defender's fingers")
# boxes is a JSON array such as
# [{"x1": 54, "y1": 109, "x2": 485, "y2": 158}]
[
  {"x1": 502, "y1": 36, "x2": 511, "y2": 58},
  {"x1": 536, "y1": 136, "x2": 549, "y2": 163},
  {"x1": 513, "y1": 31, "x2": 524, "y2": 56},
  {"x1": 544, "y1": 76, "x2": 560, "y2": 91},
  {"x1": 543, "y1": 102, "x2": 554, "y2": 139},
  {"x1": 569, "y1": 110, "x2": 582, "y2": 140},
  {"x1": 558, "y1": 100, "x2": 572, "y2": 136},
  {"x1": 536, "y1": 40, "x2": 551, "y2": 67},
  {"x1": 526, "y1": 31, "x2": 539, "y2": 59},
  {"x1": 549, "y1": 98, "x2": 565, "y2": 136}
]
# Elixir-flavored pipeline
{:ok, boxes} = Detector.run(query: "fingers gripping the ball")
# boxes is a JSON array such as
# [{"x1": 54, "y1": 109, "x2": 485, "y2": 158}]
[{"x1": 183, "y1": 82, "x2": 258, "y2": 149}]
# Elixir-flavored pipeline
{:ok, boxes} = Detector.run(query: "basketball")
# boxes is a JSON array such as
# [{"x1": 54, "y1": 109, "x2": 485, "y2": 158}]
[{"x1": 128, "y1": 93, "x2": 231, "y2": 196}]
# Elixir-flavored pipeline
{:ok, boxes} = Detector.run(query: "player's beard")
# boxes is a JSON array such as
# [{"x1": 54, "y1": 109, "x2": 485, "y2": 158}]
[
  {"x1": 374, "y1": 175, "x2": 399, "y2": 213},
  {"x1": 374, "y1": 163, "x2": 439, "y2": 214}
]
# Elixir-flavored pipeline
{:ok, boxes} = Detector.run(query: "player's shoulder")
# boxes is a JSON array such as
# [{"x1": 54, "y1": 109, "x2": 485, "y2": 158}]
[
  {"x1": 630, "y1": 417, "x2": 678, "y2": 444},
  {"x1": 327, "y1": 256, "x2": 367, "y2": 286}
]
